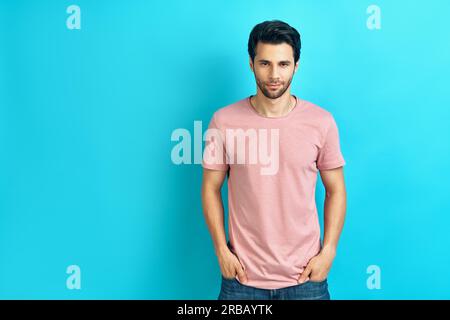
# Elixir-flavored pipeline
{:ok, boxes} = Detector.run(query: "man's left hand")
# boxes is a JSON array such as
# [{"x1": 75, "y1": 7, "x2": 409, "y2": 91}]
[{"x1": 297, "y1": 246, "x2": 336, "y2": 284}]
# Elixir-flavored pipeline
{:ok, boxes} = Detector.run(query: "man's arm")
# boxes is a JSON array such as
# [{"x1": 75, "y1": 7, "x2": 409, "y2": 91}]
[
  {"x1": 201, "y1": 168, "x2": 229, "y2": 256},
  {"x1": 201, "y1": 168, "x2": 248, "y2": 282},
  {"x1": 321, "y1": 166, "x2": 347, "y2": 255},
  {"x1": 298, "y1": 166, "x2": 347, "y2": 283}
]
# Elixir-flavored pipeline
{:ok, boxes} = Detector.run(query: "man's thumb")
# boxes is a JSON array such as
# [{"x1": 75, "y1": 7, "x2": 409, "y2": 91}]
[
  {"x1": 298, "y1": 265, "x2": 311, "y2": 284},
  {"x1": 236, "y1": 264, "x2": 247, "y2": 283}
]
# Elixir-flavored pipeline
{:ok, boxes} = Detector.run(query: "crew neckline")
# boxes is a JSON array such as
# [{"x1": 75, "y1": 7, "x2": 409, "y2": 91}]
[{"x1": 246, "y1": 94, "x2": 300, "y2": 119}]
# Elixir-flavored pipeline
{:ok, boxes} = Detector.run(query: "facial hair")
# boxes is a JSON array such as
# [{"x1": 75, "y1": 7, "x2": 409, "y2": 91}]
[{"x1": 254, "y1": 70, "x2": 295, "y2": 100}]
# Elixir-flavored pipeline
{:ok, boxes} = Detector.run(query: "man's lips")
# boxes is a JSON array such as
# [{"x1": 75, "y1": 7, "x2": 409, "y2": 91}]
[{"x1": 267, "y1": 83, "x2": 281, "y2": 89}]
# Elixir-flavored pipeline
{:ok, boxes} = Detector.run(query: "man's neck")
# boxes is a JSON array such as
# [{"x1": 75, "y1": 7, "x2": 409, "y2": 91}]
[{"x1": 250, "y1": 92, "x2": 295, "y2": 118}]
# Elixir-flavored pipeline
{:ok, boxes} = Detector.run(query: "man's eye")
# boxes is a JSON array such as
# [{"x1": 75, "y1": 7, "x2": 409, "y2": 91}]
[{"x1": 261, "y1": 62, "x2": 268, "y2": 66}]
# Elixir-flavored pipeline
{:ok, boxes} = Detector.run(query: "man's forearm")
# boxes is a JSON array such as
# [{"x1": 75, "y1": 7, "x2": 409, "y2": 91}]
[
  {"x1": 322, "y1": 189, "x2": 347, "y2": 255},
  {"x1": 201, "y1": 187, "x2": 229, "y2": 257}
]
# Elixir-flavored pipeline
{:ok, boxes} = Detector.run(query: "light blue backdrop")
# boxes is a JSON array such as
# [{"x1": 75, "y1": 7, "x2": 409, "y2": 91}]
[{"x1": 1, "y1": 0, "x2": 449, "y2": 299}]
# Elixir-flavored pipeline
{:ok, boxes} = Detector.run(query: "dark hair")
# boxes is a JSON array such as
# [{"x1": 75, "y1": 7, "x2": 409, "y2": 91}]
[{"x1": 248, "y1": 20, "x2": 301, "y2": 64}]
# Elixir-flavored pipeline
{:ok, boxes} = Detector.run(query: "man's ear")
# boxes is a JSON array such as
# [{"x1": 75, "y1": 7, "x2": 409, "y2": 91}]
[
  {"x1": 294, "y1": 60, "x2": 299, "y2": 73},
  {"x1": 249, "y1": 56, "x2": 254, "y2": 72}
]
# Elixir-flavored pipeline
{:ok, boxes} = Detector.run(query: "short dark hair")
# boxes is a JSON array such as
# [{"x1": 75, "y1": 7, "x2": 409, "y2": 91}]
[{"x1": 248, "y1": 20, "x2": 301, "y2": 64}]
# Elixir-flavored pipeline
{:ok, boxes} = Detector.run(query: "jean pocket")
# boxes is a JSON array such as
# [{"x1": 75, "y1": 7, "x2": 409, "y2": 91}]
[
  {"x1": 221, "y1": 275, "x2": 237, "y2": 281},
  {"x1": 307, "y1": 278, "x2": 328, "y2": 285}
]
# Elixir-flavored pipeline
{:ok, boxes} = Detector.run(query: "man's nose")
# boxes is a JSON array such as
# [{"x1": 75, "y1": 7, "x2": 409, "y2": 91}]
[{"x1": 269, "y1": 66, "x2": 280, "y2": 81}]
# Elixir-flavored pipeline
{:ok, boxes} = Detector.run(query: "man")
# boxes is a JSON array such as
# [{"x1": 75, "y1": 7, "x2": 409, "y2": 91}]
[{"x1": 201, "y1": 20, "x2": 347, "y2": 300}]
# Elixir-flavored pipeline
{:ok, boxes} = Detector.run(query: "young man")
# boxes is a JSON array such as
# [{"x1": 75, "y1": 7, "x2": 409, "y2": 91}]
[{"x1": 201, "y1": 20, "x2": 347, "y2": 300}]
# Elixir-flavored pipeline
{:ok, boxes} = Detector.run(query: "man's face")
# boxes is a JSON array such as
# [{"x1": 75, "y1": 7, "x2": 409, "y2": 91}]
[{"x1": 250, "y1": 42, "x2": 298, "y2": 99}]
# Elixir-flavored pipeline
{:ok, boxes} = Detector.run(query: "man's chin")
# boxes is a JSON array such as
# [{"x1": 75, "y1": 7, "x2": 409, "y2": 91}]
[{"x1": 263, "y1": 90, "x2": 284, "y2": 99}]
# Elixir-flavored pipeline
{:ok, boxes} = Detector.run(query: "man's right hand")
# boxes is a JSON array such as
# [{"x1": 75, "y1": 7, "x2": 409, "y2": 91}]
[{"x1": 217, "y1": 248, "x2": 248, "y2": 283}]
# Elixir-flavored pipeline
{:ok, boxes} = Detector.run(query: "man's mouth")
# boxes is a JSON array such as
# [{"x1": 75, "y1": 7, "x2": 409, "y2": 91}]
[{"x1": 267, "y1": 83, "x2": 281, "y2": 89}]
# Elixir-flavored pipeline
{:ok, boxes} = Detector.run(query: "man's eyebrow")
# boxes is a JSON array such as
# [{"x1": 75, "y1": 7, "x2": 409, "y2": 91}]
[{"x1": 257, "y1": 59, "x2": 292, "y2": 64}]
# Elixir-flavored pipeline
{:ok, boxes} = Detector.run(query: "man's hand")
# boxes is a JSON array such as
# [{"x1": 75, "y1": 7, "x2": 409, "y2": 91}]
[
  {"x1": 217, "y1": 248, "x2": 248, "y2": 283},
  {"x1": 297, "y1": 246, "x2": 336, "y2": 284}
]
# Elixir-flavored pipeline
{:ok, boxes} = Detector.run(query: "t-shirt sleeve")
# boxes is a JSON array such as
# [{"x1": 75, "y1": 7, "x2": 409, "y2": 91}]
[
  {"x1": 202, "y1": 113, "x2": 230, "y2": 171},
  {"x1": 316, "y1": 114, "x2": 346, "y2": 170}
]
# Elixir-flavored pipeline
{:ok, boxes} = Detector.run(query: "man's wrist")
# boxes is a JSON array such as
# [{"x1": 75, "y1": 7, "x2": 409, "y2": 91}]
[
  {"x1": 321, "y1": 244, "x2": 337, "y2": 258},
  {"x1": 215, "y1": 243, "x2": 230, "y2": 258}
]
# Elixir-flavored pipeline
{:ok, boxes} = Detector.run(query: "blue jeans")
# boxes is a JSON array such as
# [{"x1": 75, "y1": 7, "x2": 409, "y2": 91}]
[{"x1": 218, "y1": 275, "x2": 331, "y2": 300}]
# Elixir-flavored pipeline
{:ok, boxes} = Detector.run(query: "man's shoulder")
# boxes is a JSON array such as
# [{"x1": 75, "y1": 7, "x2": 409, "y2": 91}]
[
  {"x1": 211, "y1": 96, "x2": 249, "y2": 123},
  {"x1": 299, "y1": 98, "x2": 334, "y2": 119}
]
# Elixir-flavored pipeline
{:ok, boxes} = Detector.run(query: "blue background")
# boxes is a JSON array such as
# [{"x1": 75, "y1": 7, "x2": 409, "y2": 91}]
[{"x1": 1, "y1": 0, "x2": 449, "y2": 299}]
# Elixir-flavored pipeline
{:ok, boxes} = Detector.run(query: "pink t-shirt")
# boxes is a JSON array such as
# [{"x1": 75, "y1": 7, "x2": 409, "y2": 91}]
[{"x1": 202, "y1": 95, "x2": 346, "y2": 290}]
